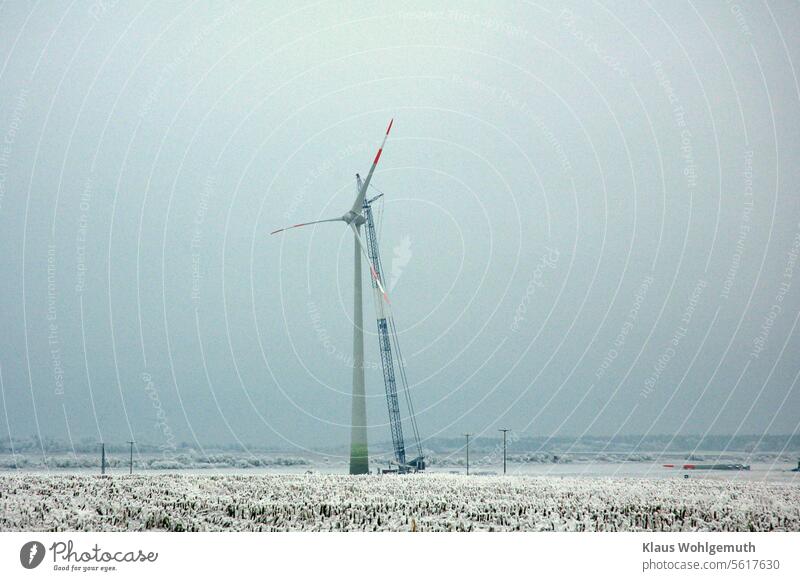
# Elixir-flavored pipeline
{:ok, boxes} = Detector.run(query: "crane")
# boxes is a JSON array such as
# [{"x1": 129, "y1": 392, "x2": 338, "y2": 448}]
[{"x1": 360, "y1": 176, "x2": 425, "y2": 473}]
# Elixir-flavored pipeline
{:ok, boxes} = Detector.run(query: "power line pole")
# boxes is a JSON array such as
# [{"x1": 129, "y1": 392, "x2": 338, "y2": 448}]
[
  {"x1": 127, "y1": 441, "x2": 135, "y2": 475},
  {"x1": 498, "y1": 429, "x2": 510, "y2": 475},
  {"x1": 464, "y1": 433, "x2": 472, "y2": 476},
  {"x1": 100, "y1": 442, "x2": 106, "y2": 475}
]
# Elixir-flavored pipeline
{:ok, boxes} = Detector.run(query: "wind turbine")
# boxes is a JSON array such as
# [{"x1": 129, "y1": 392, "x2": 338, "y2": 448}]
[{"x1": 271, "y1": 119, "x2": 394, "y2": 475}]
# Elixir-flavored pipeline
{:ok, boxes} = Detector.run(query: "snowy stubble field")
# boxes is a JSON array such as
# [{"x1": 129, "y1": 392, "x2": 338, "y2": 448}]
[{"x1": 1, "y1": 474, "x2": 798, "y2": 532}]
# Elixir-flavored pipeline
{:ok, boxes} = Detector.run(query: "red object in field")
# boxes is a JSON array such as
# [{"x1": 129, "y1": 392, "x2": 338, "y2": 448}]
[
  {"x1": 662, "y1": 464, "x2": 675, "y2": 468},
  {"x1": 682, "y1": 464, "x2": 696, "y2": 469}
]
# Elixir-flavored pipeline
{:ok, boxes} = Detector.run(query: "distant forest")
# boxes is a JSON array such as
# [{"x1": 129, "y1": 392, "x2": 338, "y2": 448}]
[
  {"x1": 1, "y1": 434, "x2": 798, "y2": 455},
  {"x1": 427, "y1": 434, "x2": 800, "y2": 453}
]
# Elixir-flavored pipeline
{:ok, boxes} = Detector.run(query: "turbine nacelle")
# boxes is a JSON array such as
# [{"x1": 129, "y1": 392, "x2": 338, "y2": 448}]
[{"x1": 342, "y1": 211, "x2": 365, "y2": 226}]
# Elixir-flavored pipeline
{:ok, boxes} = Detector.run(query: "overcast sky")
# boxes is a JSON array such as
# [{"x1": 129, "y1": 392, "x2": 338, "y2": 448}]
[{"x1": 0, "y1": 1, "x2": 799, "y2": 457}]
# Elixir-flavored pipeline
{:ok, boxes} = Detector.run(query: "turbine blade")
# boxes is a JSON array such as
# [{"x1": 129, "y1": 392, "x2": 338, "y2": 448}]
[
  {"x1": 350, "y1": 119, "x2": 393, "y2": 214},
  {"x1": 350, "y1": 223, "x2": 390, "y2": 304},
  {"x1": 270, "y1": 217, "x2": 343, "y2": 235}
]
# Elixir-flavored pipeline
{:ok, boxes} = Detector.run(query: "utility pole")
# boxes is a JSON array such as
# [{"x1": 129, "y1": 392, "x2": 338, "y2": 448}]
[
  {"x1": 127, "y1": 441, "x2": 135, "y2": 475},
  {"x1": 100, "y1": 442, "x2": 106, "y2": 475},
  {"x1": 464, "y1": 433, "x2": 472, "y2": 475},
  {"x1": 498, "y1": 428, "x2": 510, "y2": 475}
]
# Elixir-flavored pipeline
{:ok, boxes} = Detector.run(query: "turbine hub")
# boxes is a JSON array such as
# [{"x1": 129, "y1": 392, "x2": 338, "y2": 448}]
[{"x1": 342, "y1": 211, "x2": 365, "y2": 226}]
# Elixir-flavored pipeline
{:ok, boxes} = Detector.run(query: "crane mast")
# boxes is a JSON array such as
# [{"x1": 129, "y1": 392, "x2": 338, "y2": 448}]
[{"x1": 360, "y1": 176, "x2": 424, "y2": 472}]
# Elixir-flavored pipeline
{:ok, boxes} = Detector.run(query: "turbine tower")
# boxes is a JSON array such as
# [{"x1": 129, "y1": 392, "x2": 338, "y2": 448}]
[{"x1": 271, "y1": 119, "x2": 393, "y2": 474}]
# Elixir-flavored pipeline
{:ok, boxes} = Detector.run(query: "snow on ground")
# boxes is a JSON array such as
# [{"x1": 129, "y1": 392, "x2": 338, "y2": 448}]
[{"x1": 0, "y1": 474, "x2": 797, "y2": 532}]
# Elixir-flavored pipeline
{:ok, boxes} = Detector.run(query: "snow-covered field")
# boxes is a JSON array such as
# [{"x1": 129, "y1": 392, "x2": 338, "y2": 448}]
[{"x1": 1, "y1": 474, "x2": 797, "y2": 532}]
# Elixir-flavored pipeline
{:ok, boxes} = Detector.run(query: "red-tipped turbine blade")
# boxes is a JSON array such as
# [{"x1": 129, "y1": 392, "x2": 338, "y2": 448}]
[
  {"x1": 350, "y1": 223, "x2": 390, "y2": 304},
  {"x1": 350, "y1": 119, "x2": 393, "y2": 214}
]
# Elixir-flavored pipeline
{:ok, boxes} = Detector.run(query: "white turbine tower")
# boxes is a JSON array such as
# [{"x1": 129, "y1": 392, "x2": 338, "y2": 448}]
[{"x1": 271, "y1": 119, "x2": 394, "y2": 474}]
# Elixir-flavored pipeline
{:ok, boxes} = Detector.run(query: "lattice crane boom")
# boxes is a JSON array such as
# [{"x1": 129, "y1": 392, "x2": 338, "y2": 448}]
[{"x1": 360, "y1": 178, "x2": 424, "y2": 472}]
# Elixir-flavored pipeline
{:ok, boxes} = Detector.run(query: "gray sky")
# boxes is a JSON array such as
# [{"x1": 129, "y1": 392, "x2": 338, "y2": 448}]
[{"x1": 1, "y1": 1, "x2": 799, "y2": 455}]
